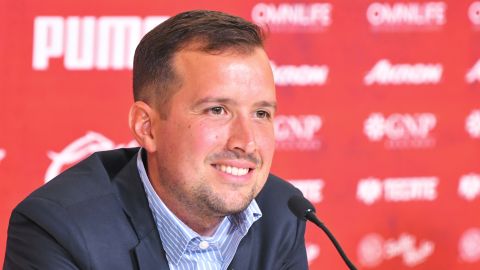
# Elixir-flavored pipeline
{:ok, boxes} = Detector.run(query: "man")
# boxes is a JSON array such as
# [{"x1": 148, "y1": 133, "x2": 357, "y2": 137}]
[{"x1": 4, "y1": 10, "x2": 308, "y2": 269}]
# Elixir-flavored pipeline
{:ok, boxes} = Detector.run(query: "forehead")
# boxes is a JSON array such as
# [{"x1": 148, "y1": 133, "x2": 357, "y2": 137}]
[{"x1": 170, "y1": 47, "x2": 276, "y2": 103}]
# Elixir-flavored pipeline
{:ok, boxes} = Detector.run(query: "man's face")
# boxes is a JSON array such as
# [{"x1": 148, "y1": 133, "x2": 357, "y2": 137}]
[{"x1": 150, "y1": 47, "x2": 276, "y2": 220}]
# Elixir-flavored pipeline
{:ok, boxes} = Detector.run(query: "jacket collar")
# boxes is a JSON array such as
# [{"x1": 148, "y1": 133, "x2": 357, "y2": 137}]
[{"x1": 111, "y1": 148, "x2": 170, "y2": 269}]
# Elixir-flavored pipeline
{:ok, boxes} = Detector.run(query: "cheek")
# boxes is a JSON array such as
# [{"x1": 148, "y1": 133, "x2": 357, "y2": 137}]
[
  {"x1": 256, "y1": 126, "x2": 276, "y2": 159},
  {"x1": 188, "y1": 123, "x2": 225, "y2": 156}
]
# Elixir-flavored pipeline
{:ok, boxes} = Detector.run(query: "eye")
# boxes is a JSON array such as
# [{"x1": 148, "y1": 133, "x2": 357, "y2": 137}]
[
  {"x1": 208, "y1": 106, "x2": 226, "y2": 115},
  {"x1": 255, "y1": 110, "x2": 271, "y2": 119}
]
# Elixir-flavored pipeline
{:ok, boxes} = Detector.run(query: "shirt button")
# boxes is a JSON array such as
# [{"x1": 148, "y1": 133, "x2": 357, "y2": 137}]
[{"x1": 199, "y1": 240, "x2": 209, "y2": 249}]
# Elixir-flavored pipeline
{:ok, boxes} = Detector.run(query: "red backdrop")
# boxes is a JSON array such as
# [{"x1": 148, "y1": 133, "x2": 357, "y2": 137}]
[{"x1": 1, "y1": 0, "x2": 480, "y2": 269}]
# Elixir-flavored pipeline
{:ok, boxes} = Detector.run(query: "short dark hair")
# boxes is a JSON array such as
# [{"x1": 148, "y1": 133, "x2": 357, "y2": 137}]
[{"x1": 133, "y1": 10, "x2": 265, "y2": 117}]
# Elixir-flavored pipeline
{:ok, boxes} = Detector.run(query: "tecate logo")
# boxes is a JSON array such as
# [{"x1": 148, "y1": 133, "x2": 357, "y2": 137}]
[
  {"x1": 274, "y1": 115, "x2": 322, "y2": 151},
  {"x1": 466, "y1": 109, "x2": 480, "y2": 138},
  {"x1": 364, "y1": 59, "x2": 442, "y2": 85},
  {"x1": 364, "y1": 113, "x2": 437, "y2": 149},
  {"x1": 366, "y1": 2, "x2": 446, "y2": 29},
  {"x1": 459, "y1": 228, "x2": 480, "y2": 263},
  {"x1": 32, "y1": 16, "x2": 169, "y2": 70},
  {"x1": 45, "y1": 131, "x2": 138, "y2": 182},
  {"x1": 357, "y1": 176, "x2": 439, "y2": 205},
  {"x1": 469, "y1": 2, "x2": 480, "y2": 26},
  {"x1": 0, "y1": 148, "x2": 6, "y2": 163},
  {"x1": 466, "y1": 59, "x2": 480, "y2": 83},
  {"x1": 458, "y1": 173, "x2": 480, "y2": 201},
  {"x1": 251, "y1": 3, "x2": 332, "y2": 32},
  {"x1": 306, "y1": 243, "x2": 321, "y2": 265},
  {"x1": 271, "y1": 61, "x2": 328, "y2": 86},
  {"x1": 358, "y1": 233, "x2": 435, "y2": 268},
  {"x1": 289, "y1": 179, "x2": 324, "y2": 203}
]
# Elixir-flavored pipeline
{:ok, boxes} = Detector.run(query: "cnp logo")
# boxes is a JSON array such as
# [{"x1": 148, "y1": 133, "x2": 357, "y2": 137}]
[
  {"x1": 363, "y1": 112, "x2": 436, "y2": 149},
  {"x1": 251, "y1": 2, "x2": 332, "y2": 32},
  {"x1": 275, "y1": 115, "x2": 322, "y2": 151},
  {"x1": 357, "y1": 233, "x2": 435, "y2": 268},
  {"x1": 45, "y1": 131, "x2": 138, "y2": 182},
  {"x1": 466, "y1": 110, "x2": 480, "y2": 138}
]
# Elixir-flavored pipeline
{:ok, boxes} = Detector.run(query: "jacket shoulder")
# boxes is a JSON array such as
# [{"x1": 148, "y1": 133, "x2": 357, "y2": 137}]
[{"x1": 22, "y1": 147, "x2": 139, "y2": 208}]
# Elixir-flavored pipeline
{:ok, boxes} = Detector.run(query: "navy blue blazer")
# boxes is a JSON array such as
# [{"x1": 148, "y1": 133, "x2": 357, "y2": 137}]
[{"x1": 4, "y1": 148, "x2": 308, "y2": 269}]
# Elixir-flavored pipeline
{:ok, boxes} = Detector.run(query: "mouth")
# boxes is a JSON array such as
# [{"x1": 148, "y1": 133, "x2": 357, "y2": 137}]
[{"x1": 213, "y1": 164, "x2": 253, "y2": 177}]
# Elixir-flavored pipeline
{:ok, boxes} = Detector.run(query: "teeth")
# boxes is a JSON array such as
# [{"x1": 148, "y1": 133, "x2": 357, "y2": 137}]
[{"x1": 215, "y1": 164, "x2": 249, "y2": 176}]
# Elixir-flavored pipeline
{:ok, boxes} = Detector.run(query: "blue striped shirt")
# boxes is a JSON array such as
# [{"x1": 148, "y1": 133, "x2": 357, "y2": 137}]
[{"x1": 136, "y1": 150, "x2": 262, "y2": 270}]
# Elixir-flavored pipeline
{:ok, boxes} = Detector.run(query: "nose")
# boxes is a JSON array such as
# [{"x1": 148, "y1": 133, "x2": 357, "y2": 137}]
[{"x1": 227, "y1": 115, "x2": 256, "y2": 154}]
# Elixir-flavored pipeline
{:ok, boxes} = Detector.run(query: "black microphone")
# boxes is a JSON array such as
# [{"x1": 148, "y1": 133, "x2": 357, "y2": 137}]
[{"x1": 288, "y1": 195, "x2": 358, "y2": 270}]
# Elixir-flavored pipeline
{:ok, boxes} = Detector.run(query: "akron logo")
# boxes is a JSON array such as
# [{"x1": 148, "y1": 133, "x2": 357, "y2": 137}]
[
  {"x1": 44, "y1": 131, "x2": 138, "y2": 182},
  {"x1": 271, "y1": 61, "x2": 329, "y2": 87}
]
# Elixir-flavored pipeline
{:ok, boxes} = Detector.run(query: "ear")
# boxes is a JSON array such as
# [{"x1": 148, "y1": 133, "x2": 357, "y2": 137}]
[{"x1": 129, "y1": 101, "x2": 158, "y2": 153}]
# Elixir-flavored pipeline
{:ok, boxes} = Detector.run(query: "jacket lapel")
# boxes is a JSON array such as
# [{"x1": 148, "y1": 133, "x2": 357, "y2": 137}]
[
  {"x1": 111, "y1": 149, "x2": 170, "y2": 269},
  {"x1": 134, "y1": 229, "x2": 170, "y2": 269},
  {"x1": 228, "y1": 226, "x2": 254, "y2": 270}
]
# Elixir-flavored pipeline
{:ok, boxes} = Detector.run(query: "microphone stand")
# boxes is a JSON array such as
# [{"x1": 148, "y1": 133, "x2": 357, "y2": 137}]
[{"x1": 305, "y1": 211, "x2": 358, "y2": 270}]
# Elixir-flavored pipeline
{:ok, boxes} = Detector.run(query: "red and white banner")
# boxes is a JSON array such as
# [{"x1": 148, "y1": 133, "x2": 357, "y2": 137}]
[{"x1": 1, "y1": 0, "x2": 479, "y2": 269}]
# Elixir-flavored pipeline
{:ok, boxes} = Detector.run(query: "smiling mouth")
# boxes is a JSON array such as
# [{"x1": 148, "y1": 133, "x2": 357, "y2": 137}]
[{"x1": 214, "y1": 164, "x2": 252, "y2": 176}]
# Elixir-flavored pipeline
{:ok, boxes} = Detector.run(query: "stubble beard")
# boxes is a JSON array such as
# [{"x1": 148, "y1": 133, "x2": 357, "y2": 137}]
[{"x1": 192, "y1": 180, "x2": 257, "y2": 218}]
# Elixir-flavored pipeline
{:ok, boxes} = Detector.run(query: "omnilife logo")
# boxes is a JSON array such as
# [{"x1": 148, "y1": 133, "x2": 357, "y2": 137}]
[
  {"x1": 364, "y1": 113, "x2": 437, "y2": 149},
  {"x1": 367, "y1": 2, "x2": 446, "y2": 30},
  {"x1": 364, "y1": 59, "x2": 442, "y2": 85},
  {"x1": 32, "y1": 16, "x2": 169, "y2": 70},
  {"x1": 251, "y1": 2, "x2": 332, "y2": 32}
]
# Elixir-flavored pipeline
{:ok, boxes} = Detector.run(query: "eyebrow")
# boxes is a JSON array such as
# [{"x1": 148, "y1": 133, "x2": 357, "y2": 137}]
[{"x1": 193, "y1": 97, "x2": 277, "y2": 112}]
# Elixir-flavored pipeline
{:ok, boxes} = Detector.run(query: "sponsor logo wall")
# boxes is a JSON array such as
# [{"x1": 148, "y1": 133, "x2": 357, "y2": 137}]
[{"x1": 1, "y1": 0, "x2": 479, "y2": 269}]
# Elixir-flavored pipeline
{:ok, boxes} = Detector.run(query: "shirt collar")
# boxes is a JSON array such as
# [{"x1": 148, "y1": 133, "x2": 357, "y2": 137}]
[{"x1": 136, "y1": 149, "x2": 262, "y2": 265}]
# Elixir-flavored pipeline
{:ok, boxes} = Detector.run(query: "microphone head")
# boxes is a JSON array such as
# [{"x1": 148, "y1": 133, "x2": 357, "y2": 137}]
[{"x1": 288, "y1": 195, "x2": 316, "y2": 220}]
